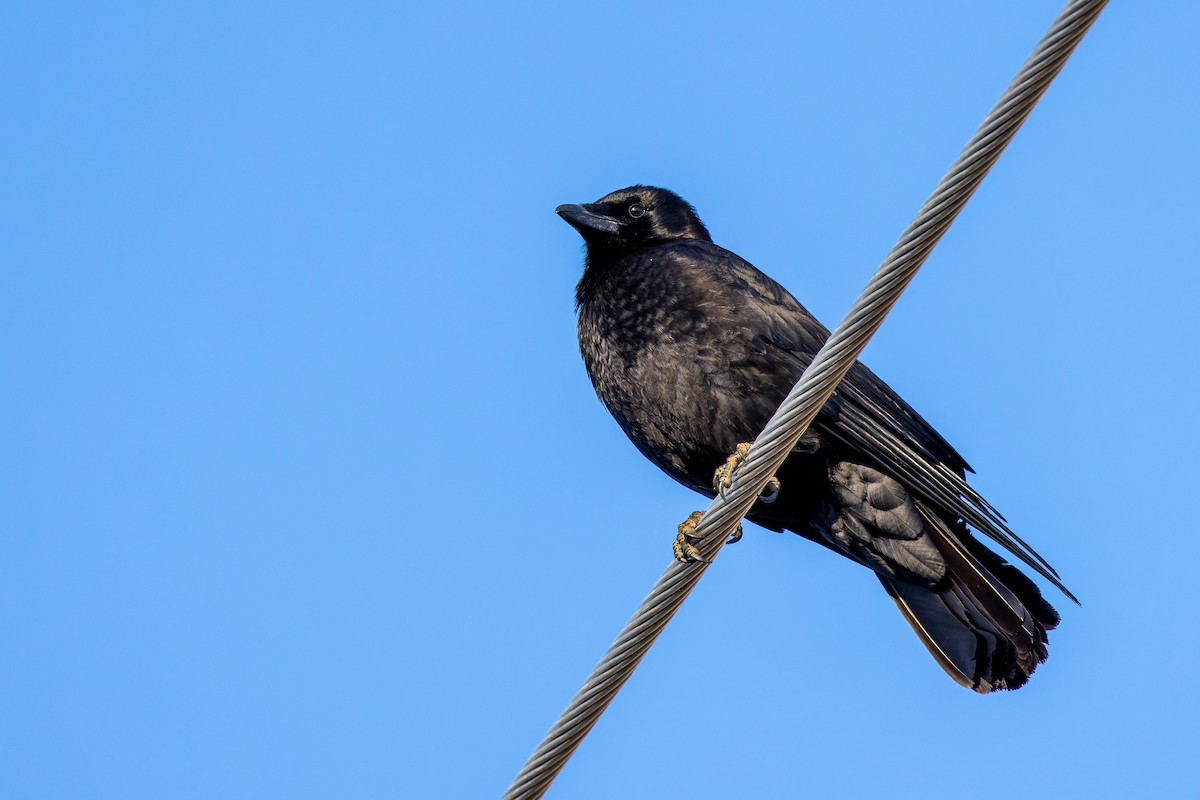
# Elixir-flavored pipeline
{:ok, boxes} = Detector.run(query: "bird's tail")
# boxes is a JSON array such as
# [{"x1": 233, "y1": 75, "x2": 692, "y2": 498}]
[{"x1": 878, "y1": 508, "x2": 1061, "y2": 693}]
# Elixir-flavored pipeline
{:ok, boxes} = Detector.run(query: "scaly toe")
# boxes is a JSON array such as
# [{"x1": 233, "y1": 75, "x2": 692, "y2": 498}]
[
  {"x1": 673, "y1": 511, "x2": 710, "y2": 564},
  {"x1": 713, "y1": 442, "x2": 753, "y2": 495}
]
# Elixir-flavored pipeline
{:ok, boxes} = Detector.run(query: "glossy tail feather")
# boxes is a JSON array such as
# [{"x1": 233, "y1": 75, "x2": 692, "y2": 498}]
[{"x1": 879, "y1": 507, "x2": 1061, "y2": 693}]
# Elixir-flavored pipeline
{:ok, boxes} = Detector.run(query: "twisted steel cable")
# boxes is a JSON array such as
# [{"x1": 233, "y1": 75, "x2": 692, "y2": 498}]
[{"x1": 502, "y1": 2, "x2": 1108, "y2": 797}]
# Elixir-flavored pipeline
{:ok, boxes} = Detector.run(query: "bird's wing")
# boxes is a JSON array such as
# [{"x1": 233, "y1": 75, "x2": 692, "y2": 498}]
[
  {"x1": 716, "y1": 251, "x2": 1073, "y2": 600},
  {"x1": 817, "y1": 362, "x2": 1074, "y2": 600}
]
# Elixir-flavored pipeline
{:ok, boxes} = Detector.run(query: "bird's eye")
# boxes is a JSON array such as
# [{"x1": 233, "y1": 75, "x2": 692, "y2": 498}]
[{"x1": 627, "y1": 203, "x2": 646, "y2": 219}]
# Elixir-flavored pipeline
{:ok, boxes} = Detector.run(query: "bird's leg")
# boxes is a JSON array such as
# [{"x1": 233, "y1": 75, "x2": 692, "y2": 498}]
[
  {"x1": 673, "y1": 511, "x2": 743, "y2": 563},
  {"x1": 713, "y1": 442, "x2": 782, "y2": 503}
]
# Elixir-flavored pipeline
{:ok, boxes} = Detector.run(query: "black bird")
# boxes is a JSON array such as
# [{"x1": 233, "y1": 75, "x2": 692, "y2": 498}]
[{"x1": 557, "y1": 185, "x2": 1072, "y2": 693}]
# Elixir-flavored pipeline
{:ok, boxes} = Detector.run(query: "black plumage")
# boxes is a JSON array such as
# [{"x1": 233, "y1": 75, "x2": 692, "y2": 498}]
[{"x1": 557, "y1": 185, "x2": 1072, "y2": 693}]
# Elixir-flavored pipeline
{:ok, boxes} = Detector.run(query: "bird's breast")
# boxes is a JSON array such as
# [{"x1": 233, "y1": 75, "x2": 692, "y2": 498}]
[{"x1": 577, "y1": 282, "x2": 761, "y2": 488}]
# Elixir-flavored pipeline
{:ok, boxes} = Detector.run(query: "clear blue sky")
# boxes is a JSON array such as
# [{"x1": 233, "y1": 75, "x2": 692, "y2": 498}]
[{"x1": 4, "y1": 2, "x2": 1198, "y2": 798}]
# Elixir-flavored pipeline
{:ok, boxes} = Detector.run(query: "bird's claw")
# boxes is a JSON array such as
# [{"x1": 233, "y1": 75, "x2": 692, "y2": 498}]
[
  {"x1": 713, "y1": 442, "x2": 781, "y2": 504},
  {"x1": 713, "y1": 443, "x2": 752, "y2": 495},
  {"x1": 674, "y1": 511, "x2": 709, "y2": 563},
  {"x1": 673, "y1": 511, "x2": 743, "y2": 563}
]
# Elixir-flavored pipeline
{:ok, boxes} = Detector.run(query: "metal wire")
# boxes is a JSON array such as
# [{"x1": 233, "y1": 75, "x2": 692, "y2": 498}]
[{"x1": 502, "y1": 2, "x2": 1108, "y2": 797}]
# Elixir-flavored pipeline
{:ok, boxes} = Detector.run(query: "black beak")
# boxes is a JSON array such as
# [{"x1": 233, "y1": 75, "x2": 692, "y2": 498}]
[{"x1": 556, "y1": 203, "x2": 620, "y2": 235}]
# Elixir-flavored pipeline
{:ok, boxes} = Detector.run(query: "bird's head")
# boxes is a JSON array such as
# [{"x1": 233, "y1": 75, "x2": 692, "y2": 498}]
[{"x1": 556, "y1": 185, "x2": 712, "y2": 258}]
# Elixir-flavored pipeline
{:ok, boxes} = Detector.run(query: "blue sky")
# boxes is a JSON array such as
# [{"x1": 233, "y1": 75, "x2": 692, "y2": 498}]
[{"x1": 4, "y1": 2, "x2": 1198, "y2": 798}]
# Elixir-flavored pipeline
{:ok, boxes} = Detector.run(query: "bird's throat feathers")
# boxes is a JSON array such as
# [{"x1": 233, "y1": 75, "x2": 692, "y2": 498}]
[{"x1": 575, "y1": 250, "x2": 617, "y2": 311}]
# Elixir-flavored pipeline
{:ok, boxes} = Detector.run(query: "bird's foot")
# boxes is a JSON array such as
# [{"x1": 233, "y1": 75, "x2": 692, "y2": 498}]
[
  {"x1": 673, "y1": 511, "x2": 708, "y2": 563},
  {"x1": 713, "y1": 443, "x2": 751, "y2": 494},
  {"x1": 713, "y1": 442, "x2": 781, "y2": 503},
  {"x1": 673, "y1": 511, "x2": 743, "y2": 563}
]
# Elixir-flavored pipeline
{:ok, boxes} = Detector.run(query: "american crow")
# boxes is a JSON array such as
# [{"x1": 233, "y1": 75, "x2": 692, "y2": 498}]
[{"x1": 557, "y1": 185, "x2": 1072, "y2": 692}]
